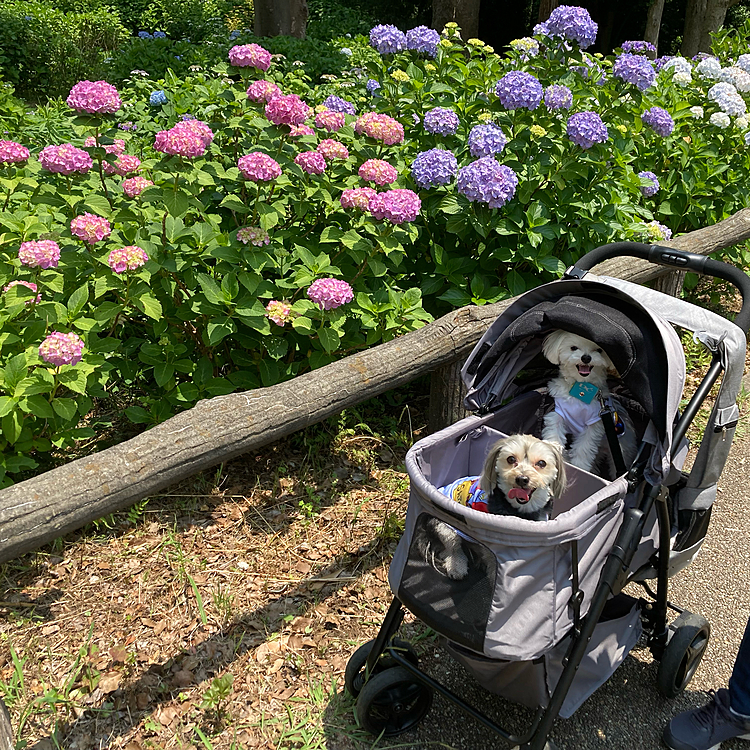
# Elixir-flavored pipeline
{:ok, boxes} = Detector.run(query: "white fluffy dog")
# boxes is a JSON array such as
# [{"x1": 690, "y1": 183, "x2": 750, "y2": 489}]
[{"x1": 541, "y1": 330, "x2": 636, "y2": 475}]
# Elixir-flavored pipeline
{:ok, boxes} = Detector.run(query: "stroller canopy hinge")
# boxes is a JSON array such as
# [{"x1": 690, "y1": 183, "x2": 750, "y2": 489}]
[{"x1": 563, "y1": 265, "x2": 588, "y2": 280}]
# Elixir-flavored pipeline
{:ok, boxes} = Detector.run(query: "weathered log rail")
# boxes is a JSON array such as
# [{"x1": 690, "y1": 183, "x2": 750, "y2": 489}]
[{"x1": 1, "y1": 208, "x2": 750, "y2": 563}]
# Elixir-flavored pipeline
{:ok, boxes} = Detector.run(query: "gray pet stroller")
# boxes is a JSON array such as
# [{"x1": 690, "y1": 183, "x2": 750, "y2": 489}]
[{"x1": 345, "y1": 242, "x2": 750, "y2": 750}]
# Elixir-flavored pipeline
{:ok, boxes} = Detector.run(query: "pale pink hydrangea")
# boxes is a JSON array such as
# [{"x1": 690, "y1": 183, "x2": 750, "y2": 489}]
[
  {"x1": 18, "y1": 240, "x2": 60, "y2": 269},
  {"x1": 340, "y1": 187, "x2": 378, "y2": 210},
  {"x1": 369, "y1": 188, "x2": 421, "y2": 224},
  {"x1": 39, "y1": 144, "x2": 93, "y2": 175},
  {"x1": 289, "y1": 124, "x2": 315, "y2": 137},
  {"x1": 354, "y1": 112, "x2": 404, "y2": 145},
  {"x1": 265, "y1": 300, "x2": 293, "y2": 326},
  {"x1": 229, "y1": 43, "x2": 272, "y2": 71},
  {"x1": 315, "y1": 109, "x2": 346, "y2": 132},
  {"x1": 3, "y1": 280, "x2": 41, "y2": 304},
  {"x1": 122, "y1": 176, "x2": 154, "y2": 198},
  {"x1": 237, "y1": 226, "x2": 271, "y2": 246},
  {"x1": 317, "y1": 139, "x2": 349, "y2": 161},
  {"x1": 295, "y1": 151, "x2": 327, "y2": 175},
  {"x1": 108, "y1": 245, "x2": 148, "y2": 273},
  {"x1": 247, "y1": 80, "x2": 282, "y2": 102},
  {"x1": 0, "y1": 140, "x2": 30, "y2": 165},
  {"x1": 103, "y1": 153, "x2": 141, "y2": 176},
  {"x1": 66, "y1": 80, "x2": 121, "y2": 115},
  {"x1": 39, "y1": 331, "x2": 85, "y2": 367},
  {"x1": 307, "y1": 278, "x2": 354, "y2": 310},
  {"x1": 359, "y1": 158, "x2": 398, "y2": 185},
  {"x1": 70, "y1": 213, "x2": 111, "y2": 244},
  {"x1": 265, "y1": 94, "x2": 311, "y2": 126},
  {"x1": 237, "y1": 152, "x2": 282, "y2": 181}
]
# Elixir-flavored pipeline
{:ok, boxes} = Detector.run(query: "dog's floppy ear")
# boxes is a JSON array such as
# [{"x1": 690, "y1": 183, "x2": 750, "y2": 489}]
[
  {"x1": 480, "y1": 440, "x2": 503, "y2": 492},
  {"x1": 545, "y1": 440, "x2": 567, "y2": 499},
  {"x1": 542, "y1": 330, "x2": 566, "y2": 365}
]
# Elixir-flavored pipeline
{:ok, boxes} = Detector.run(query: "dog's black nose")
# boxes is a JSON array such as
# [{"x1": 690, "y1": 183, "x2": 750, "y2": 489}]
[
  {"x1": 580, "y1": 354, "x2": 592, "y2": 364},
  {"x1": 515, "y1": 475, "x2": 530, "y2": 487}
]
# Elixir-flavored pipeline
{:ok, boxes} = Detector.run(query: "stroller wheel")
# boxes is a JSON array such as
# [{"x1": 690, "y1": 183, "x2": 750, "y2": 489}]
[
  {"x1": 345, "y1": 638, "x2": 419, "y2": 697},
  {"x1": 657, "y1": 612, "x2": 711, "y2": 698},
  {"x1": 355, "y1": 666, "x2": 433, "y2": 737}
]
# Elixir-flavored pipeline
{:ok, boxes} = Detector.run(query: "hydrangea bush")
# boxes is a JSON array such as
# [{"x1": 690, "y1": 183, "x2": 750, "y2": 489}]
[{"x1": 2, "y1": 8, "x2": 750, "y2": 484}]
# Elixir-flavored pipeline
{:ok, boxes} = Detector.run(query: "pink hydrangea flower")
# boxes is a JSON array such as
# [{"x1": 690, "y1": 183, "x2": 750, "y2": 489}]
[
  {"x1": 103, "y1": 153, "x2": 141, "y2": 176},
  {"x1": 66, "y1": 80, "x2": 122, "y2": 115},
  {"x1": 173, "y1": 119, "x2": 214, "y2": 148},
  {"x1": 39, "y1": 331, "x2": 85, "y2": 367},
  {"x1": 295, "y1": 151, "x2": 327, "y2": 175},
  {"x1": 265, "y1": 300, "x2": 293, "y2": 326},
  {"x1": 122, "y1": 176, "x2": 154, "y2": 198},
  {"x1": 355, "y1": 112, "x2": 405, "y2": 145},
  {"x1": 369, "y1": 188, "x2": 421, "y2": 224},
  {"x1": 18, "y1": 240, "x2": 61, "y2": 269},
  {"x1": 307, "y1": 278, "x2": 354, "y2": 310},
  {"x1": 108, "y1": 245, "x2": 148, "y2": 273},
  {"x1": 229, "y1": 43, "x2": 272, "y2": 71},
  {"x1": 317, "y1": 139, "x2": 349, "y2": 161},
  {"x1": 237, "y1": 226, "x2": 270, "y2": 246},
  {"x1": 247, "y1": 80, "x2": 281, "y2": 102},
  {"x1": 3, "y1": 280, "x2": 41, "y2": 304},
  {"x1": 237, "y1": 152, "x2": 282, "y2": 181},
  {"x1": 0, "y1": 140, "x2": 30, "y2": 165},
  {"x1": 315, "y1": 110, "x2": 346, "y2": 132},
  {"x1": 84, "y1": 137, "x2": 126, "y2": 154},
  {"x1": 265, "y1": 94, "x2": 311, "y2": 126},
  {"x1": 153, "y1": 120, "x2": 212, "y2": 158},
  {"x1": 70, "y1": 213, "x2": 111, "y2": 244},
  {"x1": 340, "y1": 187, "x2": 378, "y2": 211},
  {"x1": 289, "y1": 124, "x2": 315, "y2": 137},
  {"x1": 359, "y1": 158, "x2": 398, "y2": 185},
  {"x1": 39, "y1": 144, "x2": 93, "y2": 175}
]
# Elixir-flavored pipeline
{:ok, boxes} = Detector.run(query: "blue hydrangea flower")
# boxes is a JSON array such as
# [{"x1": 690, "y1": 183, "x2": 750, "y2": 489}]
[
  {"x1": 663, "y1": 57, "x2": 692, "y2": 75},
  {"x1": 457, "y1": 157, "x2": 518, "y2": 209},
  {"x1": 641, "y1": 106, "x2": 674, "y2": 136},
  {"x1": 410, "y1": 148, "x2": 458, "y2": 189},
  {"x1": 423, "y1": 107, "x2": 459, "y2": 135},
  {"x1": 495, "y1": 71, "x2": 543, "y2": 110},
  {"x1": 369, "y1": 24, "x2": 407, "y2": 55},
  {"x1": 229, "y1": 30, "x2": 241, "y2": 40},
  {"x1": 614, "y1": 53, "x2": 656, "y2": 90},
  {"x1": 566, "y1": 111, "x2": 608, "y2": 149},
  {"x1": 696, "y1": 56, "x2": 721, "y2": 78},
  {"x1": 468, "y1": 123, "x2": 507, "y2": 157},
  {"x1": 546, "y1": 5, "x2": 598, "y2": 49},
  {"x1": 153, "y1": 31, "x2": 167, "y2": 38},
  {"x1": 738, "y1": 54, "x2": 750, "y2": 74},
  {"x1": 149, "y1": 90, "x2": 167, "y2": 106},
  {"x1": 744, "y1": 131, "x2": 750, "y2": 146},
  {"x1": 708, "y1": 82, "x2": 747, "y2": 116},
  {"x1": 138, "y1": 31, "x2": 152, "y2": 39},
  {"x1": 406, "y1": 25, "x2": 439, "y2": 57},
  {"x1": 323, "y1": 95, "x2": 356, "y2": 115},
  {"x1": 638, "y1": 170, "x2": 660, "y2": 197},
  {"x1": 340, "y1": 47, "x2": 352, "y2": 56},
  {"x1": 621, "y1": 40, "x2": 656, "y2": 55},
  {"x1": 543, "y1": 84, "x2": 572, "y2": 110},
  {"x1": 366, "y1": 79, "x2": 381, "y2": 94}
]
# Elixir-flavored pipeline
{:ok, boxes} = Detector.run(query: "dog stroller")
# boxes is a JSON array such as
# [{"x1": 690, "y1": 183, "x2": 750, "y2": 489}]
[{"x1": 345, "y1": 242, "x2": 750, "y2": 750}]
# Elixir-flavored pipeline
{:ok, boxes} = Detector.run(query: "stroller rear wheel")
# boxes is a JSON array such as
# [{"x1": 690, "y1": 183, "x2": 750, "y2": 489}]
[
  {"x1": 355, "y1": 666, "x2": 433, "y2": 737},
  {"x1": 345, "y1": 638, "x2": 419, "y2": 697},
  {"x1": 657, "y1": 612, "x2": 711, "y2": 698}
]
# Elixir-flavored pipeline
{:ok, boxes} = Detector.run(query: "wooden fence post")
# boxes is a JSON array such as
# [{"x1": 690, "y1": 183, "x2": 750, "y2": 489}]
[{"x1": 429, "y1": 359, "x2": 469, "y2": 433}]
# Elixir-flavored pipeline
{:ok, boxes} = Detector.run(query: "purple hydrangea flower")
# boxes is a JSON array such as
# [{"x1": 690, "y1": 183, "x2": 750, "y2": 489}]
[
  {"x1": 366, "y1": 79, "x2": 381, "y2": 94},
  {"x1": 638, "y1": 170, "x2": 660, "y2": 197},
  {"x1": 323, "y1": 95, "x2": 356, "y2": 115},
  {"x1": 575, "y1": 56, "x2": 606, "y2": 84},
  {"x1": 544, "y1": 84, "x2": 573, "y2": 110},
  {"x1": 546, "y1": 5, "x2": 598, "y2": 49},
  {"x1": 614, "y1": 53, "x2": 656, "y2": 90},
  {"x1": 654, "y1": 55, "x2": 674, "y2": 72},
  {"x1": 410, "y1": 148, "x2": 458, "y2": 189},
  {"x1": 533, "y1": 21, "x2": 550, "y2": 36},
  {"x1": 423, "y1": 107, "x2": 459, "y2": 135},
  {"x1": 621, "y1": 40, "x2": 656, "y2": 55},
  {"x1": 566, "y1": 111, "x2": 608, "y2": 149},
  {"x1": 369, "y1": 24, "x2": 406, "y2": 55},
  {"x1": 495, "y1": 71, "x2": 543, "y2": 110},
  {"x1": 468, "y1": 123, "x2": 507, "y2": 157},
  {"x1": 457, "y1": 157, "x2": 518, "y2": 209},
  {"x1": 641, "y1": 106, "x2": 674, "y2": 136},
  {"x1": 406, "y1": 25, "x2": 439, "y2": 57}
]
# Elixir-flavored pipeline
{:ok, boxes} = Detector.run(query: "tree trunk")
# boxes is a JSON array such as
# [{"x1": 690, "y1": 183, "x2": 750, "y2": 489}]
[
  {"x1": 698, "y1": 0, "x2": 743, "y2": 52},
  {"x1": 653, "y1": 270, "x2": 686, "y2": 298},
  {"x1": 538, "y1": 0, "x2": 560, "y2": 23},
  {"x1": 254, "y1": 0, "x2": 308, "y2": 39},
  {"x1": 682, "y1": 0, "x2": 708, "y2": 57},
  {"x1": 644, "y1": 0, "x2": 666, "y2": 56},
  {"x1": 429, "y1": 360, "x2": 469, "y2": 433},
  {"x1": 432, "y1": 0, "x2": 480, "y2": 39},
  {"x1": 0, "y1": 699, "x2": 12, "y2": 750}
]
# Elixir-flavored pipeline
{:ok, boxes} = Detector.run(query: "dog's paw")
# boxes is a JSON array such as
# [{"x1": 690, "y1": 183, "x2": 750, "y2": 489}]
[{"x1": 442, "y1": 552, "x2": 469, "y2": 580}]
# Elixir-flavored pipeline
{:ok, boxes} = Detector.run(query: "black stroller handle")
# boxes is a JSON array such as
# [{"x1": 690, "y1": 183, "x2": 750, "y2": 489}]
[{"x1": 566, "y1": 241, "x2": 750, "y2": 333}]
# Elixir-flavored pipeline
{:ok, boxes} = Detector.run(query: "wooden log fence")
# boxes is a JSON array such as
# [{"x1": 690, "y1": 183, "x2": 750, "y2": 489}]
[{"x1": 1, "y1": 208, "x2": 750, "y2": 563}]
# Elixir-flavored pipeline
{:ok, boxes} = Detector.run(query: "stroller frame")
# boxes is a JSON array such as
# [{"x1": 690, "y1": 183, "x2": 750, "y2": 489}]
[{"x1": 346, "y1": 243, "x2": 750, "y2": 750}]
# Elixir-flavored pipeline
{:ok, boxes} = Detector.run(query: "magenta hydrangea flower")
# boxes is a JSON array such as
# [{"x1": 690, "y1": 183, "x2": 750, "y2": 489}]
[
  {"x1": 39, "y1": 144, "x2": 93, "y2": 175},
  {"x1": 641, "y1": 106, "x2": 674, "y2": 136},
  {"x1": 122, "y1": 176, "x2": 154, "y2": 198},
  {"x1": 229, "y1": 43, "x2": 272, "y2": 71},
  {"x1": 238, "y1": 226, "x2": 270, "y2": 246},
  {"x1": 0, "y1": 140, "x2": 30, "y2": 166},
  {"x1": 39, "y1": 331, "x2": 85, "y2": 367},
  {"x1": 317, "y1": 139, "x2": 349, "y2": 161},
  {"x1": 359, "y1": 158, "x2": 398, "y2": 185},
  {"x1": 3, "y1": 279, "x2": 40, "y2": 304},
  {"x1": 340, "y1": 187, "x2": 378, "y2": 211},
  {"x1": 495, "y1": 71, "x2": 543, "y2": 110},
  {"x1": 70, "y1": 213, "x2": 111, "y2": 244},
  {"x1": 247, "y1": 79, "x2": 281, "y2": 103},
  {"x1": 18, "y1": 240, "x2": 60, "y2": 269},
  {"x1": 174, "y1": 119, "x2": 214, "y2": 148},
  {"x1": 108, "y1": 245, "x2": 148, "y2": 273},
  {"x1": 566, "y1": 111, "x2": 608, "y2": 149},
  {"x1": 66, "y1": 80, "x2": 121, "y2": 115},
  {"x1": 154, "y1": 128, "x2": 205, "y2": 158},
  {"x1": 295, "y1": 151, "x2": 327, "y2": 175},
  {"x1": 368, "y1": 189, "x2": 421, "y2": 224},
  {"x1": 354, "y1": 112, "x2": 404, "y2": 145},
  {"x1": 265, "y1": 94, "x2": 311, "y2": 127},
  {"x1": 265, "y1": 300, "x2": 293, "y2": 325},
  {"x1": 307, "y1": 278, "x2": 354, "y2": 310},
  {"x1": 238, "y1": 152, "x2": 282, "y2": 181},
  {"x1": 103, "y1": 153, "x2": 141, "y2": 177},
  {"x1": 315, "y1": 109, "x2": 346, "y2": 132},
  {"x1": 457, "y1": 158, "x2": 518, "y2": 209},
  {"x1": 289, "y1": 124, "x2": 315, "y2": 137}
]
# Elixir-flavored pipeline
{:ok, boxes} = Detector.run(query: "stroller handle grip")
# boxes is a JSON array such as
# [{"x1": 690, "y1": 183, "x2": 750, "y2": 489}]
[{"x1": 567, "y1": 241, "x2": 750, "y2": 333}]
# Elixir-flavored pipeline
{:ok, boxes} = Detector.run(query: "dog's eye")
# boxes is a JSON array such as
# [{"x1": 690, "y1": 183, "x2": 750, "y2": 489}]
[
  {"x1": 507, "y1": 456, "x2": 517, "y2": 465},
  {"x1": 536, "y1": 460, "x2": 547, "y2": 468},
  {"x1": 596, "y1": 348, "x2": 602, "y2": 353},
  {"x1": 570, "y1": 346, "x2": 578, "y2": 351}
]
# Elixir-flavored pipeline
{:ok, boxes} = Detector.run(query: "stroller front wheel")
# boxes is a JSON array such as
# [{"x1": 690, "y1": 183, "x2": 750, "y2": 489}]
[
  {"x1": 656, "y1": 611, "x2": 711, "y2": 698},
  {"x1": 345, "y1": 638, "x2": 419, "y2": 697}
]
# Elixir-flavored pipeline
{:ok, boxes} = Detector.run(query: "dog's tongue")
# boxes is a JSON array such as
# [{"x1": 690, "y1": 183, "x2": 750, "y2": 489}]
[
  {"x1": 508, "y1": 487, "x2": 532, "y2": 504},
  {"x1": 577, "y1": 364, "x2": 592, "y2": 376}
]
